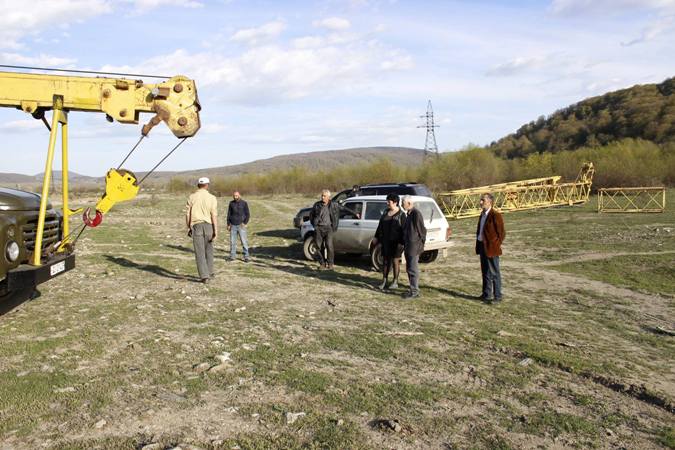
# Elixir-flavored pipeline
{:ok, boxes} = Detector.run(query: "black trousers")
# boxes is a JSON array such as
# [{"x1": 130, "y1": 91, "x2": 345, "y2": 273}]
[
  {"x1": 314, "y1": 226, "x2": 334, "y2": 265},
  {"x1": 477, "y1": 241, "x2": 502, "y2": 299}
]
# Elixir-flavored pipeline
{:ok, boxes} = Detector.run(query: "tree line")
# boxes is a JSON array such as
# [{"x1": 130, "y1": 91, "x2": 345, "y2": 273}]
[{"x1": 167, "y1": 138, "x2": 675, "y2": 196}]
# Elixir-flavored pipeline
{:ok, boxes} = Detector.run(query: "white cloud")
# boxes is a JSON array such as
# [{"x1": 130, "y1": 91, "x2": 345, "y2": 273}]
[
  {"x1": 550, "y1": 0, "x2": 675, "y2": 16},
  {"x1": 0, "y1": 52, "x2": 77, "y2": 67},
  {"x1": 99, "y1": 30, "x2": 414, "y2": 105},
  {"x1": 0, "y1": 119, "x2": 44, "y2": 132},
  {"x1": 313, "y1": 17, "x2": 351, "y2": 31},
  {"x1": 293, "y1": 36, "x2": 325, "y2": 49},
  {"x1": 0, "y1": 0, "x2": 112, "y2": 49},
  {"x1": 125, "y1": 0, "x2": 203, "y2": 14},
  {"x1": 231, "y1": 21, "x2": 286, "y2": 46},
  {"x1": 622, "y1": 13, "x2": 675, "y2": 45},
  {"x1": 486, "y1": 56, "x2": 549, "y2": 77}
]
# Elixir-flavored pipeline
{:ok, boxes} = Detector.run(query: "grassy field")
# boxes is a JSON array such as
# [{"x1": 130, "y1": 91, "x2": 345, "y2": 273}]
[{"x1": 0, "y1": 191, "x2": 673, "y2": 449}]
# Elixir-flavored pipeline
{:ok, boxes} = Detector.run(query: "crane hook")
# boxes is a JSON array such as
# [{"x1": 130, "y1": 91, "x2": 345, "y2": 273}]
[{"x1": 83, "y1": 207, "x2": 103, "y2": 227}]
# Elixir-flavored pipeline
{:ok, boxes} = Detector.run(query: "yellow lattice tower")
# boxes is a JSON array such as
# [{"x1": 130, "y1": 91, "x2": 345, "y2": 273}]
[{"x1": 437, "y1": 163, "x2": 594, "y2": 219}]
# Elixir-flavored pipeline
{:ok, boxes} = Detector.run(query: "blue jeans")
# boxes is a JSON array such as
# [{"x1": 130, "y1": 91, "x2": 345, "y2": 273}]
[
  {"x1": 478, "y1": 241, "x2": 502, "y2": 299},
  {"x1": 230, "y1": 224, "x2": 249, "y2": 259}
]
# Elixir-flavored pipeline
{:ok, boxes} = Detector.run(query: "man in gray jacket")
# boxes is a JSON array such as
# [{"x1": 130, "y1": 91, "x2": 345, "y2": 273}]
[
  {"x1": 401, "y1": 196, "x2": 426, "y2": 298},
  {"x1": 309, "y1": 189, "x2": 340, "y2": 270}
]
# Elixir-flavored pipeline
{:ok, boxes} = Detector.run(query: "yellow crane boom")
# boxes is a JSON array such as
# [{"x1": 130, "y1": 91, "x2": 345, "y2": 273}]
[
  {"x1": 0, "y1": 70, "x2": 201, "y2": 265},
  {"x1": 0, "y1": 71, "x2": 200, "y2": 137}
]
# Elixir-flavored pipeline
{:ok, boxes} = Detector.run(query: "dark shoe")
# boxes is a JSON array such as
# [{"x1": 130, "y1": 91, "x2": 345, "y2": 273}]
[
  {"x1": 478, "y1": 295, "x2": 491, "y2": 303},
  {"x1": 402, "y1": 291, "x2": 419, "y2": 299},
  {"x1": 493, "y1": 297, "x2": 503, "y2": 304},
  {"x1": 244, "y1": 257, "x2": 250, "y2": 263},
  {"x1": 201, "y1": 278, "x2": 209, "y2": 284}
]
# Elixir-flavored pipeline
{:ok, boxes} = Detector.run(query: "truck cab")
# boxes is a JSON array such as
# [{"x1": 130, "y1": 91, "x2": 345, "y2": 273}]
[{"x1": 0, "y1": 188, "x2": 74, "y2": 296}]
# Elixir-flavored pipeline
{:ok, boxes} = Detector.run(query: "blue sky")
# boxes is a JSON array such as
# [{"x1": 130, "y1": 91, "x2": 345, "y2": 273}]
[{"x1": 0, "y1": 0, "x2": 673, "y2": 176}]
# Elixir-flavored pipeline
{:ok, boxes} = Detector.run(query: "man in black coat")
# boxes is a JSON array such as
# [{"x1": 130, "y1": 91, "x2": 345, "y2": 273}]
[
  {"x1": 401, "y1": 195, "x2": 426, "y2": 298},
  {"x1": 309, "y1": 189, "x2": 340, "y2": 270}
]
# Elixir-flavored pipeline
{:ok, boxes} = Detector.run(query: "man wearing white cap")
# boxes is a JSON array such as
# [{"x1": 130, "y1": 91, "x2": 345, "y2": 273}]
[{"x1": 186, "y1": 177, "x2": 218, "y2": 283}]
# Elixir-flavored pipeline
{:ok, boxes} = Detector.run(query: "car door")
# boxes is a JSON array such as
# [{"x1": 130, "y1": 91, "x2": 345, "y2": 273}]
[
  {"x1": 334, "y1": 201, "x2": 363, "y2": 253},
  {"x1": 362, "y1": 201, "x2": 388, "y2": 250},
  {"x1": 416, "y1": 200, "x2": 446, "y2": 244}
]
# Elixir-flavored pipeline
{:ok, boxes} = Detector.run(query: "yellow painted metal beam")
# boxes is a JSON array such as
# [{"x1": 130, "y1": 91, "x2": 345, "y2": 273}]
[
  {"x1": 598, "y1": 187, "x2": 666, "y2": 213},
  {"x1": 438, "y1": 163, "x2": 595, "y2": 219},
  {"x1": 0, "y1": 71, "x2": 201, "y2": 138}
]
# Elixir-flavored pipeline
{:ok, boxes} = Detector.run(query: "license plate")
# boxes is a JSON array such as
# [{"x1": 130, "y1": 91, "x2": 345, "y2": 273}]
[{"x1": 50, "y1": 261, "x2": 66, "y2": 276}]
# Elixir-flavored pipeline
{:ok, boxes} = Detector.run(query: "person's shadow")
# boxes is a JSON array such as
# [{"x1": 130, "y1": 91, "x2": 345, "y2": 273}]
[
  {"x1": 255, "y1": 229, "x2": 299, "y2": 239},
  {"x1": 163, "y1": 244, "x2": 193, "y2": 254},
  {"x1": 103, "y1": 255, "x2": 201, "y2": 282},
  {"x1": 249, "y1": 243, "x2": 482, "y2": 302}
]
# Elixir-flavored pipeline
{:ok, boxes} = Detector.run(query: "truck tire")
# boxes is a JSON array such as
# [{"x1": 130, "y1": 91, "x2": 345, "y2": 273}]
[
  {"x1": 303, "y1": 234, "x2": 319, "y2": 261},
  {"x1": 419, "y1": 249, "x2": 439, "y2": 264},
  {"x1": 370, "y1": 244, "x2": 383, "y2": 272}
]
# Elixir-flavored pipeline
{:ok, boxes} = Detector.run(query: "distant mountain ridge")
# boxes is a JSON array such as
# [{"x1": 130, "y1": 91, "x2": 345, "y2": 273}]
[
  {"x1": 138, "y1": 146, "x2": 425, "y2": 182},
  {"x1": 489, "y1": 76, "x2": 675, "y2": 158},
  {"x1": 0, "y1": 147, "x2": 425, "y2": 184}
]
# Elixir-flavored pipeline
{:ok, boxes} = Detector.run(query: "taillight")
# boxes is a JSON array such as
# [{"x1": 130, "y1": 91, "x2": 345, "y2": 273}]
[{"x1": 446, "y1": 228, "x2": 452, "y2": 241}]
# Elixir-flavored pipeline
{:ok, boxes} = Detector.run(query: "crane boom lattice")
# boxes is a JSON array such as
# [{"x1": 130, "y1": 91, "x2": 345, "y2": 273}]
[
  {"x1": 598, "y1": 187, "x2": 666, "y2": 213},
  {"x1": 437, "y1": 163, "x2": 595, "y2": 219}
]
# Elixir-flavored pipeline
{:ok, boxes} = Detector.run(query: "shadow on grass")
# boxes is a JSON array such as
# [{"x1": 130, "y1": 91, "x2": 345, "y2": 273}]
[
  {"x1": 249, "y1": 245, "x2": 378, "y2": 290},
  {"x1": 0, "y1": 287, "x2": 40, "y2": 316},
  {"x1": 103, "y1": 255, "x2": 201, "y2": 282},
  {"x1": 163, "y1": 244, "x2": 193, "y2": 254},
  {"x1": 248, "y1": 245, "x2": 480, "y2": 303},
  {"x1": 256, "y1": 229, "x2": 299, "y2": 239}
]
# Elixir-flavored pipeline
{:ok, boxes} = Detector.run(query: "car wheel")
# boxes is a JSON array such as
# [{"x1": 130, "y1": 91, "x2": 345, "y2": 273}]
[
  {"x1": 303, "y1": 235, "x2": 320, "y2": 261},
  {"x1": 370, "y1": 244, "x2": 383, "y2": 272},
  {"x1": 419, "y1": 249, "x2": 438, "y2": 264}
]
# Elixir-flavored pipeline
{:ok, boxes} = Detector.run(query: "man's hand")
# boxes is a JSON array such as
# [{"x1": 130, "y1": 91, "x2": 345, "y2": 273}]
[
  {"x1": 210, "y1": 232, "x2": 217, "y2": 243},
  {"x1": 187, "y1": 228, "x2": 192, "y2": 238},
  {"x1": 227, "y1": 224, "x2": 231, "y2": 231},
  {"x1": 242, "y1": 223, "x2": 247, "y2": 229}
]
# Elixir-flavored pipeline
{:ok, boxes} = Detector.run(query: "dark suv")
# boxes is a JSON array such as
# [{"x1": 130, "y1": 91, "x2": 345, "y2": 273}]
[{"x1": 293, "y1": 183, "x2": 432, "y2": 228}]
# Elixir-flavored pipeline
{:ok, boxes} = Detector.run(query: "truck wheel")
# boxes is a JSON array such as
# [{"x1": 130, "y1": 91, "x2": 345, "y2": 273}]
[
  {"x1": 419, "y1": 249, "x2": 439, "y2": 264},
  {"x1": 303, "y1": 235, "x2": 319, "y2": 261},
  {"x1": 370, "y1": 244, "x2": 383, "y2": 272}
]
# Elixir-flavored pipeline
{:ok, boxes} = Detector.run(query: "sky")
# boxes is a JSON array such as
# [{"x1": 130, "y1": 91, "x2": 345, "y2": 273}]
[{"x1": 0, "y1": 0, "x2": 673, "y2": 176}]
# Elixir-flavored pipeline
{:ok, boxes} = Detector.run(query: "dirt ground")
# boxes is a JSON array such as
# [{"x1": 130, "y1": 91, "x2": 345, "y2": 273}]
[{"x1": 0, "y1": 192, "x2": 673, "y2": 449}]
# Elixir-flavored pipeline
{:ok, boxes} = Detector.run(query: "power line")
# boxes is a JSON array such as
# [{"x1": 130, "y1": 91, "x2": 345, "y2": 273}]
[{"x1": 0, "y1": 64, "x2": 171, "y2": 80}]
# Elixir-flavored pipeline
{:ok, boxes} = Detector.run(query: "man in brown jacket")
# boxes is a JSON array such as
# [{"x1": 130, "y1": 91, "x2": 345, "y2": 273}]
[{"x1": 475, "y1": 193, "x2": 505, "y2": 303}]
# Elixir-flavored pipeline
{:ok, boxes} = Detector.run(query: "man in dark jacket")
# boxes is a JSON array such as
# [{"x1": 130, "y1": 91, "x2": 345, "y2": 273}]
[
  {"x1": 401, "y1": 195, "x2": 426, "y2": 299},
  {"x1": 227, "y1": 191, "x2": 250, "y2": 262},
  {"x1": 475, "y1": 193, "x2": 506, "y2": 303},
  {"x1": 309, "y1": 189, "x2": 340, "y2": 270}
]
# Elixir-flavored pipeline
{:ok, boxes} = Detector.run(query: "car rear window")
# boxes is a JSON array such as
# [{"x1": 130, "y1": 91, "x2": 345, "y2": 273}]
[
  {"x1": 365, "y1": 201, "x2": 387, "y2": 220},
  {"x1": 416, "y1": 201, "x2": 443, "y2": 222}
]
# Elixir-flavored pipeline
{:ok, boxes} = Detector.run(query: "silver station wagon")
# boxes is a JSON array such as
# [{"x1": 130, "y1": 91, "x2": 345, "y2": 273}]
[{"x1": 300, "y1": 195, "x2": 453, "y2": 270}]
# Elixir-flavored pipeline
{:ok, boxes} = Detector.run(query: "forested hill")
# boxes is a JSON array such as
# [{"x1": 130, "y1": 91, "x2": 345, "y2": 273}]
[{"x1": 489, "y1": 77, "x2": 675, "y2": 159}]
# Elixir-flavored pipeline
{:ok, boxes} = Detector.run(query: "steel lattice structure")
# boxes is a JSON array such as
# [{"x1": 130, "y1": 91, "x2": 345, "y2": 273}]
[
  {"x1": 417, "y1": 100, "x2": 439, "y2": 158},
  {"x1": 598, "y1": 187, "x2": 666, "y2": 213},
  {"x1": 437, "y1": 163, "x2": 595, "y2": 219}
]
